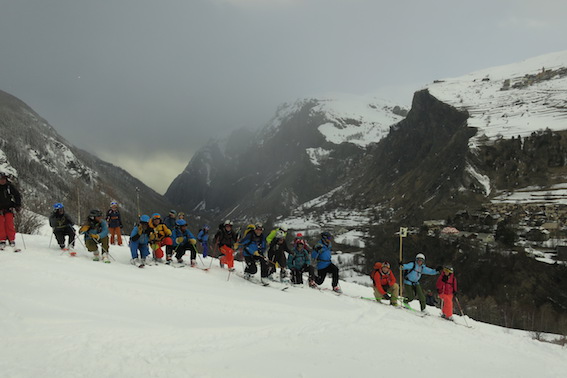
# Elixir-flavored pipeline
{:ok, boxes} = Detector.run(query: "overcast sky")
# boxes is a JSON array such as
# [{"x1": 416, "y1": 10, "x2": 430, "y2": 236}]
[{"x1": 1, "y1": 0, "x2": 566, "y2": 194}]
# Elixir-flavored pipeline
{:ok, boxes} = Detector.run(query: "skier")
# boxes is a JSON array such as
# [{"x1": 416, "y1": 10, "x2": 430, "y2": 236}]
[
  {"x1": 171, "y1": 219, "x2": 198, "y2": 265},
  {"x1": 436, "y1": 266, "x2": 458, "y2": 320},
  {"x1": 148, "y1": 213, "x2": 172, "y2": 263},
  {"x1": 213, "y1": 220, "x2": 238, "y2": 271},
  {"x1": 370, "y1": 262, "x2": 399, "y2": 306},
  {"x1": 129, "y1": 215, "x2": 152, "y2": 266},
  {"x1": 399, "y1": 253, "x2": 440, "y2": 312},
  {"x1": 79, "y1": 209, "x2": 110, "y2": 262},
  {"x1": 197, "y1": 224, "x2": 210, "y2": 258},
  {"x1": 266, "y1": 231, "x2": 290, "y2": 281},
  {"x1": 426, "y1": 289, "x2": 438, "y2": 307},
  {"x1": 49, "y1": 203, "x2": 75, "y2": 251},
  {"x1": 266, "y1": 223, "x2": 289, "y2": 245},
  {"x1": 287, "y1": 239, "x2": 316, "y2": 286},
  {"x1": 312, "y1": 231, "x2": 342, "y2": 293},
  {"x1": 164, "y1": 210, "x2": 177, "y2": 231},
  {"x1": 238, "y1": 223, "x2": 269, "y2": 282},
  {"x1": 0, "y1": 172, "x2": 21, "y2": 250},
  {"x1": 106, "y1": 201, "x2": 123, "y2": 246},
  {"x1": 292, "y1": 232, "x2": 312, "y2": 251}
]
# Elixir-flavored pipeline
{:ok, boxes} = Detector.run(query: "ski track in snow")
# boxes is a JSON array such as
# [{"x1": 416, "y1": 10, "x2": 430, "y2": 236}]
[{"x1": 1, "y1": 233, "x2": 567, "y2": 378}]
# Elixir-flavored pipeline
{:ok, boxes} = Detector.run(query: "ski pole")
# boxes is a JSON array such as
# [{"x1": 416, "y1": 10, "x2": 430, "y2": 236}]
[
  {"x1": 455, "y1": 296, "x2": 470, "y2": 328},
  {"x1": 49, "y1": 233, "x2": 53, "y2": 248},
  {"x1": 19, "y1": 232, "x2": 27, "y2": 250}
]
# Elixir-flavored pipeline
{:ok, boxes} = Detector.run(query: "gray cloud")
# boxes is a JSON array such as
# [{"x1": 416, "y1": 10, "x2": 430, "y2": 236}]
[{"x1": 1, "y1": 0, "x2": 566, "y2": 193}]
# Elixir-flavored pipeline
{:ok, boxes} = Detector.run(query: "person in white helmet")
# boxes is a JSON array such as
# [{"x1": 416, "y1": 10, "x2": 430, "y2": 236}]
[{"x1": 399, "y1": 253, "x2": 440, "y2": 312}]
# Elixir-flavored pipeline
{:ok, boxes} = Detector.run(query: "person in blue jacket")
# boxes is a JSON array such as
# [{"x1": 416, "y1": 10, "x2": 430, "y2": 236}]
[
  {"x1": 287, "y1": 239, "x2": 316, "y2": 287},
  {"x1": 197, "y1": 225, "x2": 210, "y2": 258},
  {"x1": 399, "y1": 253, "x2": 440, "y2": 312},
  {"x1": 171, "y1": 219, "x2": 198, "y2": 266},
  {"x1": 238, "y1": 224, "x2": 269, "y2": 282},
  {"x1": 130, "y1": 215, "x2": 152, "y2": 265},
  {"x1": 79, "y1": 209, "x2": 109, "y2": 262},
  {"x1": 312, "y1": 231, "x2": 341, "y2": 293}
]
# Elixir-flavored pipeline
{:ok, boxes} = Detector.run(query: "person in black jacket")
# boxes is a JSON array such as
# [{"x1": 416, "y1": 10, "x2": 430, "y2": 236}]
[
  {"x1": 213, "y1": 220, "x2": 238, "y2": 271},
  {"x1": 49, "y1": 203, "x2": 75, "y2": 250},
  {"x1": 0, "y1": 172, "x2": 22, "y2": 249}
]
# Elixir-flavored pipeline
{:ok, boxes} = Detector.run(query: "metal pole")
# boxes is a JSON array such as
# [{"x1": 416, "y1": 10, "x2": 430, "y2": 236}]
[{"x1": 455, "y1": 296, "x2": 470, "y2": 328}]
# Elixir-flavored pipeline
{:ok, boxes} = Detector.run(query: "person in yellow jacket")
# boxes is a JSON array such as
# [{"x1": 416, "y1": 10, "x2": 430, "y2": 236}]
[{"x1": 148, "y1": 213, "x2": 172, "y2": 262}]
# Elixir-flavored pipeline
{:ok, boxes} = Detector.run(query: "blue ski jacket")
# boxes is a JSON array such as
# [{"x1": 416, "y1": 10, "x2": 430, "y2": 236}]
[
  {"x1": 287, "y1": 247, "x2": 311, "y2": 270},
  {"x1": 401, "y1": 260, "x2": 438, "y2": 285},
  {"x1": 311, "y1": 240, "x2": 333, "y2": 270},
  {"x1": 81, "y1": 220, "x2": 109, "y2": 241},
  {"x1": 197, "y1": 229, "x2": 209, "y2": 243},
  {"x1": 171, "y1": 228, "x2": 196, "y2": 247},
  {"x1": 239, "y1": 232, "x2": 266, "y2": 257},
  {"x1": 130, "y1": 225, "x2": 151, "y2": 245}
]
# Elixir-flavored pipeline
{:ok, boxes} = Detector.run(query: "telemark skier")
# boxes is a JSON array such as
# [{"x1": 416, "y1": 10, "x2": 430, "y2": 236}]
[
  {"x1": 371, "y1": 262, "x2": 399, "y2": 306},
  {"x1": 130, "y1": 215, "x2": 152, "y2": 266},
  {"x1": 49, "y1": 202, "x2": 75, "y2": 251},
  {"x1": 171, "y1": 219, "x2": 198, "y2": 266},
  {"x1": 312, "y1": 231, "x2": 342, "y2": 293},
  {"x1": 287, "y1": 239, "x2": 316, "y2": 287},
  {"x1": 79, "y1": 209, "x2": 110, "y2": 262},
  {"x1": 148, "y1": 213, "x2": 172, "y2": 263},
  {"x1": 239, "y1": 224, "x2": 269, "y2": 282},
  {"x1": 213, "y1": 220, "x2": 238, "y2": 271}
]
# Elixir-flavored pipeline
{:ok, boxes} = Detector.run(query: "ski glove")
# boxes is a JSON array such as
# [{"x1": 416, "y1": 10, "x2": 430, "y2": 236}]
[
  {"x1": 91, "y1": 234, "x2": 100, "y2": 240},
  {"x1": 383, "y1": 293, "x2": 391, "y2": 300},
  {"x1": 189, "y1": 239, "x2": 197, "y2": 245},
  {"x1": 176, "y1": 237, "x2": 184, "y2": 244}
]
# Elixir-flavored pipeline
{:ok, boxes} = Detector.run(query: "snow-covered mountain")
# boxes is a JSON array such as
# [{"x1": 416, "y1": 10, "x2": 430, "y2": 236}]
[
  {"x1": 165, "y1": 95, "x2": 406, "y2": 221},
  {"x1": 0, "y1": 89, "x2": 173, "y2": 224},
  {"x1": 1, "y1": 230, "x2": 566, "y2": 378},
  {"x1": 428, "y1": 50, "x2": 567, "y2": 148}
]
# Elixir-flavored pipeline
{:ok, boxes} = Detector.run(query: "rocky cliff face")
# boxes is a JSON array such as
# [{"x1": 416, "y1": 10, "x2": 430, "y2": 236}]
[{"x1": 0, "y1": 89, "x2": 173, "y2": 226}]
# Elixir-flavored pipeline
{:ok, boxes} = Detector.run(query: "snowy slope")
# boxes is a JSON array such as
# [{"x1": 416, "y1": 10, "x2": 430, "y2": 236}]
[
  {"x1": 2, "y1": 232, "x2": 566, "y2": 378},
  {"x1": 427, "y1": 50, "x2": 567, "y2": 148}
]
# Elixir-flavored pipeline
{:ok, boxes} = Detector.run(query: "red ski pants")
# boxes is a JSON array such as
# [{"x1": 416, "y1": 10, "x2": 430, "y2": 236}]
[
  {"x1": 439, "y1": 293, "x2": 454, "y2": 318},
  {"x1": 152, "y1": 237, "x2": 172, "y2": 259},
  {"x1": 219, "y1": 245, "x2": 234, "y2": 269},
  {"x1": 0, "y1": 211, "x2": 16, "y2": 243}
]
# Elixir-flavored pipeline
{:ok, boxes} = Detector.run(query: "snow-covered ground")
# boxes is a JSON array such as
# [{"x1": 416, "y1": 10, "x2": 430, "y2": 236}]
[{"x1": 2, "y1": 232, "x2": 567, "y2": 378}]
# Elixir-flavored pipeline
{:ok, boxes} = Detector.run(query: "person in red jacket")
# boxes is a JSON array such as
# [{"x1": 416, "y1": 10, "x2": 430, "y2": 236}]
[
  {"x1": 371, "y1": 262, "x2": 399, "y2": 306},
  {"x1": 436, "y1": 266, "x2": 457, "y2": 320}
]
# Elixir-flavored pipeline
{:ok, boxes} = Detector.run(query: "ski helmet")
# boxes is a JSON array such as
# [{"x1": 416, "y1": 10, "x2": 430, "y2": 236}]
[
  {"x1": 176, "y1": 219, "x2": 187, "y2": 226},
  {"x1": 444, "y1": 266, "x2": 454, "y2": 273},
  {"x1": 276, "y1": 230, "x2": 285, "y2": 239},
  {"x1": 169, "y1": 209, "x2": 177, "y2": 215},
  {"x1": 382, "y1": 262, "x2": 391, "y2": 269},
  {"x1": 89, "y1": 209, "x2": 103, "y2": 218},
  {"x1": 152, "y1": 213, "x2": 161, "y2": 219},
  {"x1": 53, "y1": 203, "x2": 64, "y2": 210},
  {"x1": 255, "y1": 223, "x2": 264, "y2": 230},
  {"x1": 279, "y1": 223, "x2": 289, "y2": 232},
  {"x1": 110, "y1": 201, "x2": 118, "y2": 206},
  {"x1": 321, "y1": 231, "x2": 333, "y2": 240},
  {"x1": 416, "y1": 253, "x2": 426, "y2": 261},
  {"x1": 224, "y1": 220, "x2": 233, "y2": 226},
  {"x1": 140, "y1": 215, "x2": 150, "y2": 223}
]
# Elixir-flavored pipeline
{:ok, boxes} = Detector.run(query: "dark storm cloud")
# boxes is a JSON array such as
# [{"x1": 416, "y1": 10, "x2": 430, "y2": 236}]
[{"x1": 1, "y1": 0, "x2": 566, "y2": 192}]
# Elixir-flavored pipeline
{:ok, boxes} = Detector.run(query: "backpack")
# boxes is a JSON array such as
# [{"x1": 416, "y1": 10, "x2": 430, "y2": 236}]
[{"x1": 242, "y1": 224, "x2": 256, "y2": 238}]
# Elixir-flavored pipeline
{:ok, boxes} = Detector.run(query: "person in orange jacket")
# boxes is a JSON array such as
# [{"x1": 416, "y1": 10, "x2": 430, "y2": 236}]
[
  {"x1": 436, "y1": 266, "x2": 458, "y2": 320},
  {"x1": 371, "y1": 262, "x2": 399, "y2": 306},
  {"x1": 148, "y1": 213, "x2": 172, "y2": 262}
]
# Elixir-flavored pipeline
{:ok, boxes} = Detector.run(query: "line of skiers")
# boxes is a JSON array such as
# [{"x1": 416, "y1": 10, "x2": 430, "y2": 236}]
[
  {"x1": 46, "y1": 198, "x2": 452, "y2": 313},
  {"x1": 371, "y1": 253, "x2": 458, "y2": 320}
]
